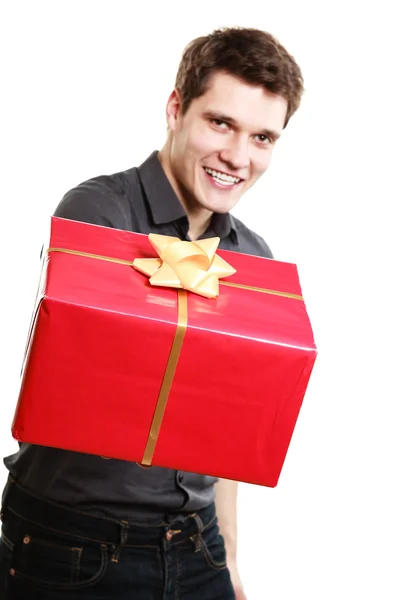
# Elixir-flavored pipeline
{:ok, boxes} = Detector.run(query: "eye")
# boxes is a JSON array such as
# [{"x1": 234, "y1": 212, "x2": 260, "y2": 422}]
[
  {"x1": 211, "y1": 119, "x2": 229, "y2": 129},
  {"x1": 255, "y1": 134, "x2": 272, "y2": 145}
]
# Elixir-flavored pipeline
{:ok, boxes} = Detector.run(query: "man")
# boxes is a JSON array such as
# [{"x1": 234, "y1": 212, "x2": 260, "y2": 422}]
[{"x1": 0, "y1": 26, "x2": 303, "y2": 599}]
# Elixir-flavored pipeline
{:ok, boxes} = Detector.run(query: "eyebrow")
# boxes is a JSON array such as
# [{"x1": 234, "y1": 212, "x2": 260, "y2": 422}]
[{"x1": 203, "y1": 110, "x2": 281, "y2": 141}]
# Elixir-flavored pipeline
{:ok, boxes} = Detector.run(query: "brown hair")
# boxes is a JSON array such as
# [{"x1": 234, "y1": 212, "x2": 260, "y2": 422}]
[{"x1": 175, "y1": 27, "x2": 304, "y2": 127}]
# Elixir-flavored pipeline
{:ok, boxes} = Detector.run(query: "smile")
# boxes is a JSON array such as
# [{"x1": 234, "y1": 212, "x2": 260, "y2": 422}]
[{"x1": 203, "y1": 167, "x2": 242, "y2": 186}]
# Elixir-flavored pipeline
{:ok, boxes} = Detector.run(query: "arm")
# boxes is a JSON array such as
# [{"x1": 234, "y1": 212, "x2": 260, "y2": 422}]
[{"x1": 215, "y1": 478, "x2": 247, "y2": 600}]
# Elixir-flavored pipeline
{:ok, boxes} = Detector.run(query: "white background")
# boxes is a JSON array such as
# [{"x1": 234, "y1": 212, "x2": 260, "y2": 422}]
[{"x1": 1, "y1": 1, "x2": 399, "y2": 598}]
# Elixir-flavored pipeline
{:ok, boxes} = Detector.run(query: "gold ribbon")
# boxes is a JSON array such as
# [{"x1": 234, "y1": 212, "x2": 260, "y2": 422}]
[
  {"x1": 47, "y1": 237, "x2": 303, "y2": 466},
  {"x1": 132, "y1": 233, "x2": 237, "y2": 299},
  {"x1": 141, "y1": 289, "x2": 188, "y2": 465}
]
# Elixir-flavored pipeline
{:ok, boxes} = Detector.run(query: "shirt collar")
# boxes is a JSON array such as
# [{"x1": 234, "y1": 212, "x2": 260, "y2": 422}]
[{"x1": 137, "y1": 151, "x2": 237, "y2": 241}]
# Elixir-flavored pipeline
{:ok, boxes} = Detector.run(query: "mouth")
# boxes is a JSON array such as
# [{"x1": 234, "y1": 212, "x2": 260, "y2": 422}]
[{"x1": 203, "y1": 167, "x2": 244, "y2": 187}]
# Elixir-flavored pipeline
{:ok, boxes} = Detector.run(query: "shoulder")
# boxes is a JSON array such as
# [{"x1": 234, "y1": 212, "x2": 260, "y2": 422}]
[
  {"x1": 53, "y1": 167, "x2": 141, "y2": 230},
  {"x1": 230, "y1": 215, "x2": 274, "y2": 259}
]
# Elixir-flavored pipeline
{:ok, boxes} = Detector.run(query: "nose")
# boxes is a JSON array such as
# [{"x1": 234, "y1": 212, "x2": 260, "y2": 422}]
[{"x1": 219, "y1": 136, "x2": 250, "y2": 171}]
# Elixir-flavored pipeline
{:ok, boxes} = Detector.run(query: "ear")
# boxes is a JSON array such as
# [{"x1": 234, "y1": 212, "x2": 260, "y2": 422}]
[{"x1": 166, "y1": 89, "x2": 182, "y2": 131}]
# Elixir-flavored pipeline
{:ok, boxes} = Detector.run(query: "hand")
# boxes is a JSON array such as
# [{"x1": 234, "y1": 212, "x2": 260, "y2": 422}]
[
  {"x1": 234, "y1": 586, "x2": 247, "y2": 600},
  {"x1": 228, "y1": 559, "x2": 247, "y2": 600}
]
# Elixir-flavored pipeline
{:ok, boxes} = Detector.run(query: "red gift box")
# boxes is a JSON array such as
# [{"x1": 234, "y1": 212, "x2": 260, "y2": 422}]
[{"x1": 11, "y1": 216, "x2": 317, "y2": 487}]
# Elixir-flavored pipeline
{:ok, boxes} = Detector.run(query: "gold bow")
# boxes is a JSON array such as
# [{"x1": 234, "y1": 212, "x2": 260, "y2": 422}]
[{"x1": 133, "y1": 234, "x2": 236, "y2": 298}]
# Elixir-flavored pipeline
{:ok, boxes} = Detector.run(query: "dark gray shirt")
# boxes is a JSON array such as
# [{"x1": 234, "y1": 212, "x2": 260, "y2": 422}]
[{"x1": 4, "y1": 151, "x2": 273, "y2": 523}]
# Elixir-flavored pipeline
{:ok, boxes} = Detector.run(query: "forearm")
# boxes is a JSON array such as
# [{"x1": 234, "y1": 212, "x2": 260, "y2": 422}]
[{"x1": 214, "y1": 478, "x2": 238, "y2": 561}]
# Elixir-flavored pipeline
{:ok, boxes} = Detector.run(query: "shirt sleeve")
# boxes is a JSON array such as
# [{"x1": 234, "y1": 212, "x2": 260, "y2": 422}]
[{"x1": 53, "y1": 179, "x2": 130, "y2": 231}]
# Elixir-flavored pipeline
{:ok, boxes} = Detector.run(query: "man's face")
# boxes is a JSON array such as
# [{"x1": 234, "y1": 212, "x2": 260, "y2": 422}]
[{"x1": 165, "y1": 71, "x2": 288, "y2": 215}]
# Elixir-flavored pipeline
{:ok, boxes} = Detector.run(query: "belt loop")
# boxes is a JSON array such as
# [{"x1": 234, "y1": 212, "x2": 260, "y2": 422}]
[
  {"x1": 111, "y1": 521, "x2": 129, "y2": 564},
  {"x1": 193, "y1": 513, "x2": 205, "y2": 534},
  {"x1": 190, "y1": 513, "x2": 205, "y2": 553}
]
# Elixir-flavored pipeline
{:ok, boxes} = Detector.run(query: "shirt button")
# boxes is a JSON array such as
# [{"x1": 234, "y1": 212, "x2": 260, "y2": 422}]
[{"x1": 178, "y1": 473, "x2": 184, "y2": 483}]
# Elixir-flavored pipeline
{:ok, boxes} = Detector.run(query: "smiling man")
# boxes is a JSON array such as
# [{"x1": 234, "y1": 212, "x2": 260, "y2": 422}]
[
  {"x1": 160, "y1": 70, "x2": 288, "y2": 240},
  {"x1": 1, "y1": 27, "x2": 304, "y2": 600}
]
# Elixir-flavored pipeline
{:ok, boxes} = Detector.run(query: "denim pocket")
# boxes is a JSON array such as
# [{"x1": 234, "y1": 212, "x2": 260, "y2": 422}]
[
  {"x1": 7, "y1": 526, "x2": 108, "y2": 590},
  {"x1": 197, "y1": 521, "x2": 227, "y2": 572}
]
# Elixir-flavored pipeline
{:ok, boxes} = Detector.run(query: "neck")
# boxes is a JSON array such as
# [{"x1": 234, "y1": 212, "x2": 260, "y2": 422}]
[{"x1": 158, "y1": 145, "x2": 212, "y2": 240}]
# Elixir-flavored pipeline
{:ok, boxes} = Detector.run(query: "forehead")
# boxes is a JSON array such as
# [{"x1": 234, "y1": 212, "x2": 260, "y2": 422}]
[{"x1": 190, "y1": 71, "x2": 288, "y2": 132}]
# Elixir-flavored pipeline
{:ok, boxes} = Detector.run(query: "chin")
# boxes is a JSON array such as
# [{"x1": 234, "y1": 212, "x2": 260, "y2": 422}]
[
  {"x1": 207, "y1": 197, "x2": 240, "y2": 214},
  {"x1": 209, "y1": 205, "x2": 232, "y2": 215}
]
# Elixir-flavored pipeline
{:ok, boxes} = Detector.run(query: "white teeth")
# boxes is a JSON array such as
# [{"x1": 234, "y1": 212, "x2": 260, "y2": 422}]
[{"x1": 204, "y1": 167, "x2": 241, "y2": 185}]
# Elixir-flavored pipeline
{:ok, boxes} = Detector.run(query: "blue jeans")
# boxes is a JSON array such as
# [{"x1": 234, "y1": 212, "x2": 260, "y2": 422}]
[{"x1": 0, "y1": 478, "x2": 235, "y2": 599}]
